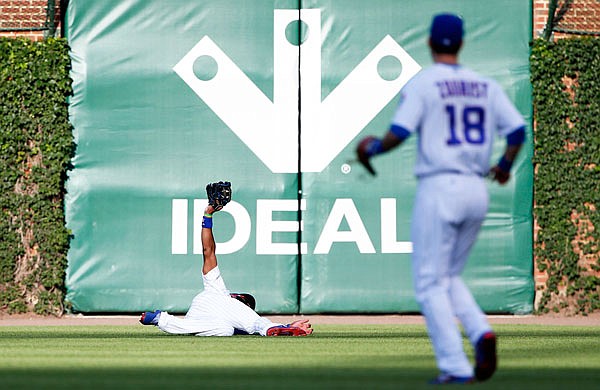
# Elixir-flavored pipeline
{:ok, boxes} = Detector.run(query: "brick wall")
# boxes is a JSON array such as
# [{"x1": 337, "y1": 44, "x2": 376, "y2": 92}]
[
  {"x1": 534, "y1": 0, "x2": 600, "y2": 38},
  {"x1": 2, "y1": 1, "x2": 598, "y2": 40},
  {"x1": 0, "y1": 0, "x2": 61, "y2": 40}
]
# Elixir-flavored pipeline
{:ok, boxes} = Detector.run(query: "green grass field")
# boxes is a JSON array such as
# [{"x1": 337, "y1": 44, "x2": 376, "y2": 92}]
[{"x1": 1, "y1": 324, "x2": 599, "y2": 389}]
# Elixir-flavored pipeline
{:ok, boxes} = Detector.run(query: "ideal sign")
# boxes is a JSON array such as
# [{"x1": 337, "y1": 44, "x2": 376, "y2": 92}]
[{"x1": 171, "y1": 198, "x2": 413, "y2": 255}]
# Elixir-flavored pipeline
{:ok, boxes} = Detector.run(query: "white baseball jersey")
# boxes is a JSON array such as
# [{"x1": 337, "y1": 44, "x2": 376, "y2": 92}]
[
  {"x1": 391, "y1": 63, "x2": 525, "y2": 178},
  {"x1": 157, "y1": 266, "x2": 281, "y2": 336}
]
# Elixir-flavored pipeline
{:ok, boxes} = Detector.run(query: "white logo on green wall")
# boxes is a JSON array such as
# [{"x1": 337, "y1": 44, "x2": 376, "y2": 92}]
[{"x1": 173, "y1": 9, "x2": 421, "y2": 173}]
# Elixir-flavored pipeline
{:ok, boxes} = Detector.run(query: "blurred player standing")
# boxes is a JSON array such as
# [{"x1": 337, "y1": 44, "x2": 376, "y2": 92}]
[{"x1": 357, "y1": 13, "x2": 526, "y2": 384}]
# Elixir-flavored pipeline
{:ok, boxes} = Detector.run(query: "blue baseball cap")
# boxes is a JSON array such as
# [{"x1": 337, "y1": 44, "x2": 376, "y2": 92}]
[{"x1": 430, "y1": 13, "x2": 463, "y2": 50}]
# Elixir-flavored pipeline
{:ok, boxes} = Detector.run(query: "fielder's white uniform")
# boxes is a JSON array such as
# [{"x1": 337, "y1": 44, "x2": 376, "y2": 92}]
[
  {"x1": 391, "y1": 63, "x2": 525, "y2": 377},
  {"x1": 157, "y1": 266, "x2": 282, "y2": 336}
]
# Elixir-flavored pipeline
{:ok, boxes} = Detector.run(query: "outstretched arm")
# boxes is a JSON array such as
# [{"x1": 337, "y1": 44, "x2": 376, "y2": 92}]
[{"x1": 202, "y1": 205, "x2": 218, "y2": 275}]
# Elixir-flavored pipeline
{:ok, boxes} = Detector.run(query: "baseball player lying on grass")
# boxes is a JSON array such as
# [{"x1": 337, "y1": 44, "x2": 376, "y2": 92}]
[{"x1": 140, "y1": 181, "x2": 313, "y2": 337}]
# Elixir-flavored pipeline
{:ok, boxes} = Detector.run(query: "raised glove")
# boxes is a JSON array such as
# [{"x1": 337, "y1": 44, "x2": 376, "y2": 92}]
[{"x1": 206, "y1": 181, "x2": 232, "y2": 210}]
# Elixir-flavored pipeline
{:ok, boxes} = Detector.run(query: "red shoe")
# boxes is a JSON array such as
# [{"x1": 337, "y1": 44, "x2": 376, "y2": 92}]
[{"x1": 266, "y1": 325, "x2": 307, "y2": 336}]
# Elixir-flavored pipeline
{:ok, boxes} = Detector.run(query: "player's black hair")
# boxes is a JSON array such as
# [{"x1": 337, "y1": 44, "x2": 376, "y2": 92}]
[{"x1": 430, "y1": 41, "x2": 461, "y2": 55}]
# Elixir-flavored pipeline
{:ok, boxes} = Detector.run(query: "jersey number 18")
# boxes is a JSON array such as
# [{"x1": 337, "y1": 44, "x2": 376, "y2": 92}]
[{"x1": 445, "y1": 104, "x2": 485, "y2": 145}]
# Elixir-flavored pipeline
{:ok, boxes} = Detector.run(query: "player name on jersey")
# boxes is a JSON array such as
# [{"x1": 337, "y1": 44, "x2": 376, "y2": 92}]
[{"x1": 436, "y1": 79, "x2": 488, "y2": 98}]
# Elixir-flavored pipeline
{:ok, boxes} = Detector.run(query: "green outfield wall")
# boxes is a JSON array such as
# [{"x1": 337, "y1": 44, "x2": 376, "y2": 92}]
[{"x1": 64, "y1": 0, "x2": 533, "y2": 314}]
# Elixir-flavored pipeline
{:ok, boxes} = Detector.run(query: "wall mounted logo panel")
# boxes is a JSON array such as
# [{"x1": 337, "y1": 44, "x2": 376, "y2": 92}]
[{"x1": 173, "y1": 9, "x2": 420, "y2": 173}]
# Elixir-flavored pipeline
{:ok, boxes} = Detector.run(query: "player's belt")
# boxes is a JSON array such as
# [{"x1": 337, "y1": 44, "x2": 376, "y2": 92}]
[{"x1": 417, "y1": 170, "x2": 485, "y2": 179}]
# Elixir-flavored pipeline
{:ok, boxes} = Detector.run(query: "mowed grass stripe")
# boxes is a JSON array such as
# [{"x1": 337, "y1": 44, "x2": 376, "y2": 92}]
[{"x1": 1, "y1": 324, "x2": 599, "y2": 389}]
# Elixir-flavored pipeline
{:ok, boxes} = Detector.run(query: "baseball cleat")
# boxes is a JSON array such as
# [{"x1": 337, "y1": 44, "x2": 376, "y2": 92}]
[
  {"x1": 474, "y1": 331, "x2": 497, "y2": 381},
  {"x1": 266, "y1": 325, "x2": 307, "y2": 336},
  {"x1": 428, "y1": 374, "x2": 474, "y2": 385},
  {"x1": 139, "y1": 310, "x2": 161, "y2": 326}
]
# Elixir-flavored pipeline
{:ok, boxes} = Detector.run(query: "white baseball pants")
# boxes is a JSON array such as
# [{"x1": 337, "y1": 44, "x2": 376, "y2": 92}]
[
  {"x1": 157, "y1": 266, "x2": 281, "y2": 336},
  {"x1": 411, "y1": 173, "x2": 493, "y2": 377}
]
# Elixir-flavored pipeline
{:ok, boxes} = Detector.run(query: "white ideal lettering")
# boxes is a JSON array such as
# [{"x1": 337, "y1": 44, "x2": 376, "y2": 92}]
[
  {"x1": 171, "y1": 199, "x2": 188, "y2": 255},
  {"x1": 192, "y1": 199, "x2": 251, "y2": 255},
  {"x1": 380, "y1": 198, "x2": 413, "y2": 253},
  {"x1": 313, "y1": 199, "x2": 376, "y2": 254},
  {"x1": 256, "y1": 199, "x2": 307, "y2": 255},
  {"x1": 171, "y1": 198, "x2": 412, "y2": 255}
]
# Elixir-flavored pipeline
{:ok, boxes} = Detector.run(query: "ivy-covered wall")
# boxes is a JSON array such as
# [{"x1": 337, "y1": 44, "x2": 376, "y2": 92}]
[
  {"x1": 531, "y1": 37, "x2": 600, "y2": 314},
  {"x1": 0, "y1": 36, "x2": 598, "y2": 316},
  {"x1": 0, "y1": 37, "x2": 74, "y2": 315}
]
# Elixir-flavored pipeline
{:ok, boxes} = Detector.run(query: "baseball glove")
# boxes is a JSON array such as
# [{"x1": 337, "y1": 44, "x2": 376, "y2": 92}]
[
  {"x1": 356, "y1": 136, "x2": 380, "y2": 176},
  {"x1": 206, "y1": 181, "x2": 232, "y2": 211}
]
